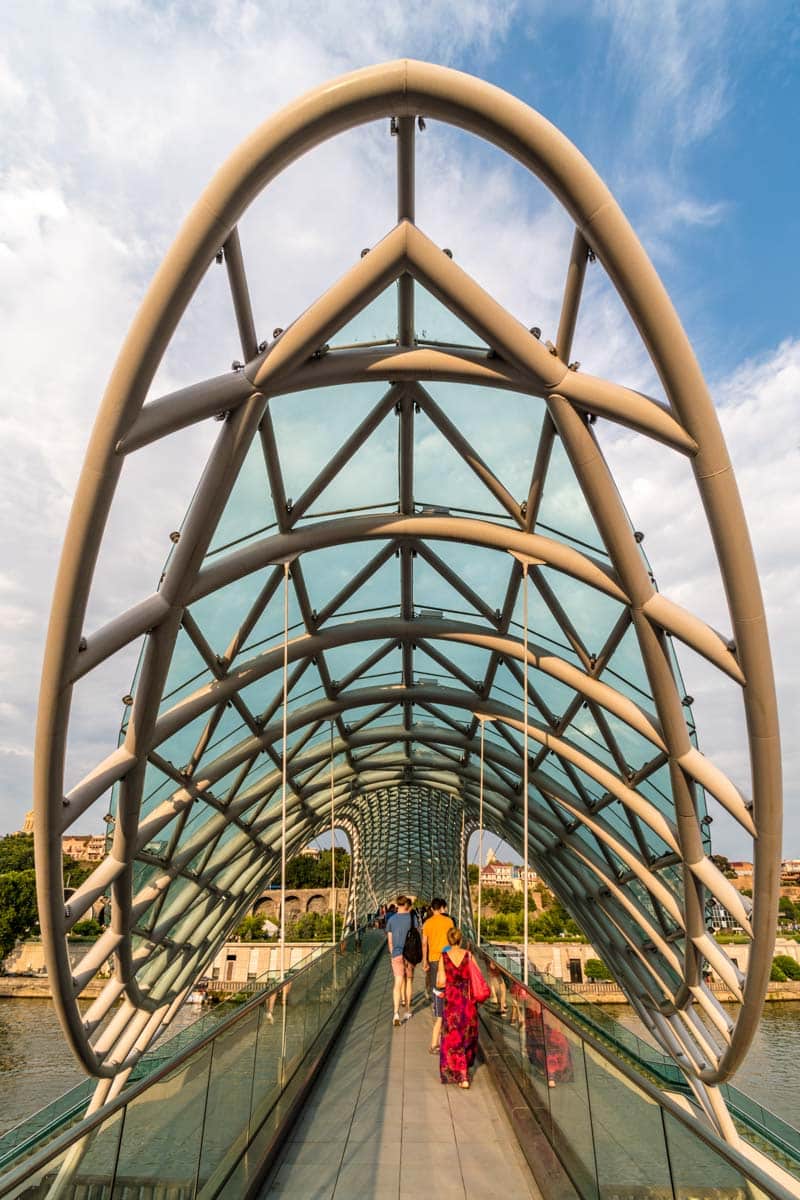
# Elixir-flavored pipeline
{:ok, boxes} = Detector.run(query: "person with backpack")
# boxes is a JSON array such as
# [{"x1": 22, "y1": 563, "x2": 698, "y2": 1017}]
[
  {"x1": 386, "y1": 895, "x2": 420, "y2": 1026},
  {"x1": 422, "y1": 897, "x2": 451, "y2": 1053}
]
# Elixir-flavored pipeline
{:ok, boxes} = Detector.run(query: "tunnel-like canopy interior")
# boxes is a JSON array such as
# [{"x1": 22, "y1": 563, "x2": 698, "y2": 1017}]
[{"x1": 34, "y1": 61, "x2": 780, "y2": 1129}]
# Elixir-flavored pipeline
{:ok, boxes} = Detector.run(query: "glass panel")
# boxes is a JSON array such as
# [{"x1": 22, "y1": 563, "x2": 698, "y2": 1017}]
[
  {"x1": 583, "y1": 1042, "x2": 672, "y2": 1200},
  {"x1": 328, "y1": 285, "x2": 397, "y2": 347},
  {"x1": 269, "y1": 383, "x2": 395, "y2": 514},
  {"x1": 545, "y1": 1013, "x2": 598, "y2": 1200},
  {"x1": 112, "y1": 1043, "x2": 212, "y2": 1197},
  {"x1": 415, "y1": 283, "x2": 488, "y2": 348},
  {"x1": 519, "y1": 992, "x2": 553, "y2": 1136},
  {"x1": 6, "y1": 1110, "x2": 124, "y2": 1200},
  {"x1": 197, "y1": 1008, "x2": 260, "y2": 1189},
  {"x1": 536, "y1": 435, "x2": 608, "y2": 559},
  {"x1": 250, "y1": 997, "x2": 285, "y2": 1129},
  {"x1": 663, "y1": 1110, "x2": 750, "y2": 1200}
]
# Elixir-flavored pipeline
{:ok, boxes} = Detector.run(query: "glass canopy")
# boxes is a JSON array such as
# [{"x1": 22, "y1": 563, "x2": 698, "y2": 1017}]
[{"x1": 36, "y1": 64, "x2": 779, "y2": 1126}]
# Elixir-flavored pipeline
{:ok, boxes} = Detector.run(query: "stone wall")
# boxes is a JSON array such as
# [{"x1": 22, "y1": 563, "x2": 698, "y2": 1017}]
[{"x1": 251, "y1": 887, "x2": 348, "y2": 922}]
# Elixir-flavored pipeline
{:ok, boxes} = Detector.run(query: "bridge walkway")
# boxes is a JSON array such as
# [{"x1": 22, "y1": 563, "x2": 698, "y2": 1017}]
[{"x1": 260, "y1": 956, "x2": 540, "y2": 1199}]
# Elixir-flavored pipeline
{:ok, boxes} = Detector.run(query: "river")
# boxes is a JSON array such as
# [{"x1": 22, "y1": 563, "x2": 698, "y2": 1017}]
[
  {"x1": 605, "y1": 1000, "x2": 800, "y2": 1124},
  {"x1": 0, "y1": 997, "x2": 797, "y2": 1138}
]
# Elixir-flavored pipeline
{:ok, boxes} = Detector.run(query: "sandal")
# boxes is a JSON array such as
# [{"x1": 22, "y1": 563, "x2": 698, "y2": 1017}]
[
  {"x1": 499, "y1": 1007, "x2": 507, "y2": 1015},
  {"x1": 428, "y1": 1045, "x2": 440, "y2": 1054},
  {"x1": 458, "y1": 1080, "x2": 470, "y2": 1089}
]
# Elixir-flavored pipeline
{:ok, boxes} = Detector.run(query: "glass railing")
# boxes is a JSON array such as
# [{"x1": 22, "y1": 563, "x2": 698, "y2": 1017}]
[
  {"x1": 0, "y1": 944, "x2": 326, "y2": 1173},
  {"x1": 491, "y1": 945, "x2": 800, "y2": 1175},
  {"x1": 0, "y1": 931, "x2": 382, "y2": 1198},
  {"x1": 476, "y1": 945, "x2": 800, "y2": 1200}
]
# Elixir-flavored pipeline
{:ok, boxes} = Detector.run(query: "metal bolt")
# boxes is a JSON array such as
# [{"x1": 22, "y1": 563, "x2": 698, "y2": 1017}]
[
  {"x1": 417, "y1": 116, "x2": 426, "y2": 131},
  {"x1": 272, "y1": 327, "x2": 284, "y2": 339},
  {"x1": 530, "y1": 326, "x2": 541, "y2": 339},
  {"x1": 442, "y1": 248, "x2": 453, "y2": 258},
  {"x1": 634, "y1": 530, "x2": 644, "y2": 543},
  {"x1": 169, "y1": 530, "x2": 180, "y2": 543},
  {"x1": 360, "y1": 247, "x2": 370, "y2": 258},
  {"x1": 215, "y1": 249, "x2": 224, "y2": 264},
  {"x1": 258, "y1": 340, "x2": 267, "y2": 353},
  {"x1": 122, "y1": 694, "x2": 134, "y2": 706},
  {"x1": 231, "y1": 360, "x2": 244, "y2": 371}
]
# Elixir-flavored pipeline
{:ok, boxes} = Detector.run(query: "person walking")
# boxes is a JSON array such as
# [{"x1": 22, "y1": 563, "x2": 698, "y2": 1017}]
[
  {"x1": 386, "y1": 895, "x2": 415, "y2": 1026},
  {"x1": 422, "y1": 898, "x2": 451, "y2": 1053},
  {"x1": 437, "y1": 926, "x2": 479, "y2": 1089}
]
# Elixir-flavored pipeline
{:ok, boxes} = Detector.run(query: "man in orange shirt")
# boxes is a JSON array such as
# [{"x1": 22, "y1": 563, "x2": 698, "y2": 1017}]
[{"x1": 422, "y1": 898, "x2": 451, "y2": 1053}]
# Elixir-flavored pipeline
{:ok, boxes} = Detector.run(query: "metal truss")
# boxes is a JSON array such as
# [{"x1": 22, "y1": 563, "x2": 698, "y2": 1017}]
[{"x1": 34, "y1": 60, "x2": 780, "y2": 1134}]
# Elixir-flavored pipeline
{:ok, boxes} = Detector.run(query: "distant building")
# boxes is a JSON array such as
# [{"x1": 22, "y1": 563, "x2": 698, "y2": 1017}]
[
  {"x1": 480, "y1": 860, "x2": 514, "y2": 888},
  {"x1": 707, "y1": 893, "x2": 752, "y2": 933},
  {"x1": 21, "y1": 811, "x2": 34, "y2": 835},
  {"x1": 729, "y1": 861, "x2": 753, "y2": 876},
  {"x1": 300, "y1": 844, "x2": 321, "y2": 859},
  {"x1": 781, "y1": 859, "x2": 800, "y2": 882},
  {"x1": 479, "y1": 860, "x2": 539, "y2": 891},
  {"x1": 62, "y1": 835, "x2": 106, "y2": 863}
]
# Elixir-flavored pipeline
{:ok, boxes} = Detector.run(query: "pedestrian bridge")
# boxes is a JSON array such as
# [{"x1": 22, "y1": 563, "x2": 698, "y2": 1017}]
[
  {"x1": 2, "y1": 940, "x2": 799, "y2": 1198},
  {"x1": 20, "y1": 58, "x2": 790, "y2": 1199}
]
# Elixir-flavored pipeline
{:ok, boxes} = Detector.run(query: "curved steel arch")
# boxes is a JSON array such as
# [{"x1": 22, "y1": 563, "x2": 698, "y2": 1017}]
[{"x1": 35, "y1": 59, "x2": 779, "y2": 1127}]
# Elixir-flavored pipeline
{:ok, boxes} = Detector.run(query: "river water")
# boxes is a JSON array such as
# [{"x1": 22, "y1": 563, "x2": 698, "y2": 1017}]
[{"x1": 0, "y1": 997, "x2": 797, "y2": 1137}]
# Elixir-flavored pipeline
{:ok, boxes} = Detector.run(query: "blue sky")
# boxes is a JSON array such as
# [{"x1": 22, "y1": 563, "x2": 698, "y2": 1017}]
[{"x1": 0, "y1": 0, "x2": 797, "y2": 860}]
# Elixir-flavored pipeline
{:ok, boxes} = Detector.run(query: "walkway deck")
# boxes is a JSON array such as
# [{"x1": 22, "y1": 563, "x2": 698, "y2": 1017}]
[{"x1": 261, "y1": 957, "x2": 540, "y2": 1199}]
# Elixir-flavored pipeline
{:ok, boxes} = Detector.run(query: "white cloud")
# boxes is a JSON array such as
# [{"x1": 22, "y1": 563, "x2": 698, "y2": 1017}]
[
  {"x1": 598, "y1": 338, "x2": 800, "y2": 854},
  {"x1": 0, "y1": 0, "x2": 794, "y2": 871}
]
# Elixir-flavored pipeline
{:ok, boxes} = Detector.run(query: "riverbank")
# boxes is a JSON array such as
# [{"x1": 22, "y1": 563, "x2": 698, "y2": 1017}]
[{"x1": 552, "y1": 979, "x2": 800, "y2": 1004}]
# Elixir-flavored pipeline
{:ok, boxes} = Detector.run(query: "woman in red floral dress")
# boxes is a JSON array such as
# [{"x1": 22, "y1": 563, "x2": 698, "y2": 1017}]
[{"x1": 436, "y1": 927, "x2": 478, "y2": 1089}]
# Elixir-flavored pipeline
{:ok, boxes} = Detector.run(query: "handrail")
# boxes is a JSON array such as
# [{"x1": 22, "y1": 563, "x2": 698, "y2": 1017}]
[
  {"x1": 0, "y1": 942, "x2": 323, "y2": 1171},
  {"x1": 0, "y1": 932, "x2": 376, "y2": 1195},
  {"x1": 477, "y1": 945, "x2": 800, "y2": 1200},
  {"x1": 487, "y1": 945, "x2": 800, "y2": 1166}
]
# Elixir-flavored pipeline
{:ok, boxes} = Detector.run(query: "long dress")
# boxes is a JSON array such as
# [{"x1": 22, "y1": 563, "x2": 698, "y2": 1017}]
[
  {"x1": 439, "y1": 950, "x2": 479, "y2": 1084},
  {"x1": 524, "y1": 996, "x2": 574, "y2": 1083}
]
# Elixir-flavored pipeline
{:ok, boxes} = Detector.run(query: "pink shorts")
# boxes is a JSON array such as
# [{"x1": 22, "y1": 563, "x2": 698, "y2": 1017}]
[{"x1": 390, "y1": 956, "x2": 414, "y2": 978}]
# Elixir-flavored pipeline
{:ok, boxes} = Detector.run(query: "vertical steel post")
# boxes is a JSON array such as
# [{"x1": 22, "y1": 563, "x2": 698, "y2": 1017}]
[{"x1": 396, "y1": 115, "x2": 415, "y2": 347}]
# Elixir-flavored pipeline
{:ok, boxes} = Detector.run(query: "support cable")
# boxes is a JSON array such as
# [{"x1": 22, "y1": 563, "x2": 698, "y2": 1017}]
[
  {"x1": 522, "y1": 562, "x2": 530, "y2": 985},
  {"x1": 478, "y1": 718, "x2": 485, "y2": 947},
  {"x1": 458, "y1": 807, "x2": 465, "y2": 928},
  {"x1": 280, "y1": 560, "x2": 290, "y2": 984},
  {"x1": 330, "y1": 720, "x2": 336, "y2": 949}
]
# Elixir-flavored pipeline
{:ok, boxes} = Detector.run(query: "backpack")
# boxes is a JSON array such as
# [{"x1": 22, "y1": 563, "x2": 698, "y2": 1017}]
[{"x1": 402, "y1": 916, "x2": 423, "y2": 965}]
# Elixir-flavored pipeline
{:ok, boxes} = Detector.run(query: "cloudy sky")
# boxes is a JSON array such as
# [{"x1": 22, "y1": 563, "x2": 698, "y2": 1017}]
[{"x1": 0, "y1": 0, "x2": 797, "y2": 859}]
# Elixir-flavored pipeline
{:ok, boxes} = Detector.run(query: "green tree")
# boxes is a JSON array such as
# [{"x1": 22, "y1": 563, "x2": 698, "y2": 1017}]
[
  {"x1": 584, "y1": 957, "x2": 612, "y2": 981},
  {"x1": 468, "y1": 864, "x2": 479, "y2": 885},
  {"x1": 771, "y1": 959, "x2": 787, "y2": 982},
  {"x1": 285, "y1": 850, "x2": 351, "y2": 889},
  {"x1": 286, "y1": 911, "x2": 343, "y2": 941},
  {"x1": 0, "y1": 870, "x2": 38, "y2": 960},
  {"x1": 236, "y1": 913, "x2": 271, "y2": 941},
  {"x1": 70, "y1": 918, "x2": 102, "y2": 939},
  {"x1": 0, "y1": 834, "x2": 35, "y2": 873},
  {"x1": 772, "y1": 954, "x2": 800, "y2": 981},
  {"x1": 710, "y1": 854, "x2": 737, "y2": 879}
]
